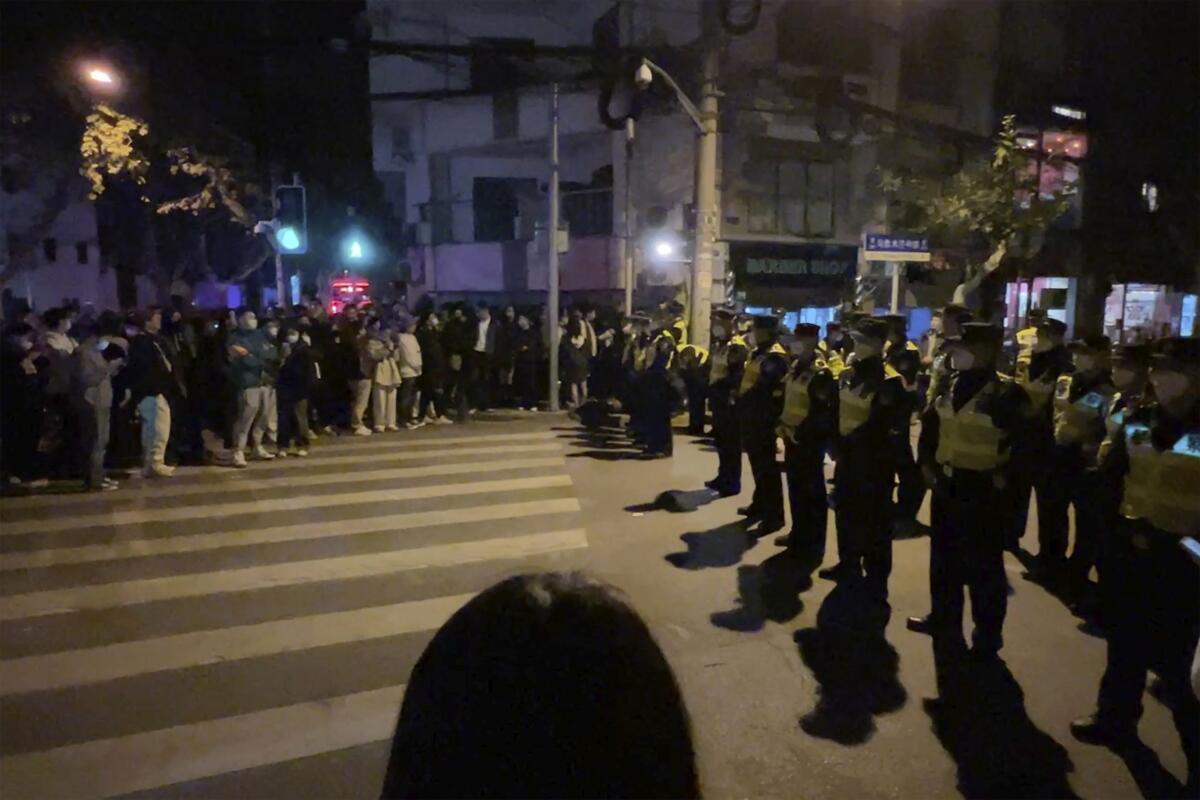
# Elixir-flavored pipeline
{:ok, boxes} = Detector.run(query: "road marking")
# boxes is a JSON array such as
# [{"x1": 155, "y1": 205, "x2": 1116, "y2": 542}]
[
  {"x1": 0, "y1": 684, "x2": 405, "y2": 799},
  {"x1": 0, "y1": 528, "x2": 589, "y2": 620},
  {"x1": 304, "y1": 429, "x2": 556, "y2": 454},
  {"x1": 0, "y1": 474, "x2": 573, "y2": 536},
  {"x1": 0, "y1": 457, "x2": 566, "y2": 513},
  {"x1": 300, "y1": 441, "x2": 560, "y2": 463},
  {"x1": 0, "y1": 498, "x2": 581, "y2": 570},
  {"x1": 1, "y1": 594, "x2": 471, "y2": 694}
]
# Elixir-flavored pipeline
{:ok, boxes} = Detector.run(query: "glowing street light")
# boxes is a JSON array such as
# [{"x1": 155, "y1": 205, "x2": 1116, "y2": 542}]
[
  {"x1": 87, "y1": 68, "x2": 114, "y2": 84},
  {"x1": 348, "y1": 239, "x2": 364, "y2": 259},
  {"x1": 654, "y1": 239, "x2": 675, "y2": 258}
]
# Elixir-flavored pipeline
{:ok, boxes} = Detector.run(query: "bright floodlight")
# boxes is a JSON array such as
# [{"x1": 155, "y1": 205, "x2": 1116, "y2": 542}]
[
  {"x1": 349, "y1": 240, "x2": 364, "y2": 259},
  {"x1": 654, "y1": 240, "x2": 674, "y2": 258},
  {"x1": 88, "y1": 68, "x2": 114, "y2": 84},
  {"x1": 277, "y1": 226, "x2": 301, "y2": 252}
]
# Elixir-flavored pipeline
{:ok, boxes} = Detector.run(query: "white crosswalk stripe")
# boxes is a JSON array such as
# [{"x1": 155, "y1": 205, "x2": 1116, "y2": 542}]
[{"x1": 0, "y1": 426, "x2": 588, "y2": 799}]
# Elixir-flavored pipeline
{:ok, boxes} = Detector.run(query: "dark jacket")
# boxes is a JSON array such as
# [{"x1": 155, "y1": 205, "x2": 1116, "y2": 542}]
[
  {"x1": 278, "y1": 340, "x2": 319, "y2": 392},
  {"x1": 418, "y1": 325, "x2": 447, "y2": 383},
  {"x1": 125, "y1": 332, "x2": 175, "y2": 403},
  {"x1": 225, "y1": 328, "x2": 270, "y2": 390}
]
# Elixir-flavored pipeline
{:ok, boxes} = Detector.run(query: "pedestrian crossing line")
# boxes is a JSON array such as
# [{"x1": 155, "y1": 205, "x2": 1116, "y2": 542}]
[
  {"x1": 0, "y1": 528, "x2": 589, "y2": 621},
  {"x1": 264, "y1": 442, "x2": 563, "y2": 468},
  {"x1": 0, "y1": 474, "x2": 574, "y2": 537},
  {"x1": 0, "y1": 457, "x2": 567, "y2": 514},
  {"x1": 0, "y1": 683, "x2": 406, "y2": 800},
  {"x1": 0, "y1": 498, "x2": 582, "y2": 571},
  {"x1": 309, "y1": 429, "x2": 557, "y2": 453},
  {"x1": 0, "y1": 593, "x2": 472, "y2": 695}
]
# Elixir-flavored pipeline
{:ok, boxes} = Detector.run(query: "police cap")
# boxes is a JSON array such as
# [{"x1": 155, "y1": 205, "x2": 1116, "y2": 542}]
[
  {"x1": 753, "y1": 315, "x2": 779, "y2": 331},
  {"x1": 851, "y1": 317, "x2": 888, "y2": 343},
  {"x1": 1068, "y1": 333, "x2": 1111, "y2": 352},
  {"x1": 793, "y1": 322, "x2": 820, "y2": 339},
  {"x1": 882, "y1": 313, "x2": 907, "y2": 333},
  {"x1": 945, "y1": 321, "x2": 1003, "y2": 348},
  {"x1": 1111, "y1": 343, "x2": 1153, "y2": 368},
  {"x1": 711, "y1": 305, "x2": 736, "y2": 320},
  {"x1": 1151, "y1": 336, "x2": 1200, "y2": 370},
  {"x1": 1036, "y1": 317, "x2": 1068, "y2": 337},
  {"x1": 825, "y1": 321, "x2": 841, "y2": 332}
]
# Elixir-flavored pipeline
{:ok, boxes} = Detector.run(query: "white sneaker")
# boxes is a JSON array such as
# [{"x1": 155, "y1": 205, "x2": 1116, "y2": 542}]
[
  {"x1": 274, "y1": 450, "x2": 288, "y2": 458},
  {"x1": 373, "y1": 426, "x2": 386, "y2": 433},
  {"x1": 232, "y1": 450, "x2": 248, "y2": 468},
  {"x1": 252, "y1": 446, "x2": 276, "y2": 460},
  {"x1": 143, "y1": 463, "x2": 176, "y2": 478},
  {"x1": 293, "y1": 447, "x2": 309, "y2": 457},
  {"x1": 385, "y1": 425, "x2": 400, "y2": 432},
  {"x1": 404, "y1": 421, "x2": 420, "y2": 430},
  {"x1": 434, "y1": 416, "x2": 454, "y2": 426},
  {"x1": 354, "y1": 426, "x2": 372, "y2": 436}
]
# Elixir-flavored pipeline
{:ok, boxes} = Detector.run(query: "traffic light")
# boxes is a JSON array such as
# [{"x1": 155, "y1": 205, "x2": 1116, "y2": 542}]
[{"x1": 274, "y1": 185, "x2": 307, "y2": 254}]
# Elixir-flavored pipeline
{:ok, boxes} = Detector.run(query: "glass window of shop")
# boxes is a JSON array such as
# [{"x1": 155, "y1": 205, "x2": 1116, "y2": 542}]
[{"x1": 1104, "y1": 283, "x2": 1188, "y2": 343}]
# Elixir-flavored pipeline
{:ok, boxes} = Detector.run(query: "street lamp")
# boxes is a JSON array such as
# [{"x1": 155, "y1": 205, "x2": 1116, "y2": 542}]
[
  {"x1": 81, "y1": 63, "x2": 120, "y2": 93},
  {"x1": 87, "y1": 68, "x2": 114, "y2": 85}
]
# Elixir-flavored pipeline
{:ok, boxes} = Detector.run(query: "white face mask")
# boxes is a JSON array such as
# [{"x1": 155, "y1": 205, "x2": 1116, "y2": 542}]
[
  {"x1": 1073, "y1": 353, "x2": 1097, "y2": 372},
  {"x1": 286, "y1": 333, "x2": 300, "y2": 345},
  {"x1": 950, "y1": 349, "x2": 976, "y2": 371},
  {"x1": 96, "y1": 338, "x2": 110, "y2": 351},
  {"x1": 301, "y1": 332, "x2": 311, "y2": 345},
  {"x1": 242, "y1": 317, "x2": 258, "y2": 331},
  {"x1": 1150, "y1": 370, "x2": 1192, "y2": 404}
]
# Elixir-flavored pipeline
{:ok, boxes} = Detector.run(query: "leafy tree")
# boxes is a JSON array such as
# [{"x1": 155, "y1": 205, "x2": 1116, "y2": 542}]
[{"x1": 881, "y1": 115, "x2": 1073, "y2": 310}]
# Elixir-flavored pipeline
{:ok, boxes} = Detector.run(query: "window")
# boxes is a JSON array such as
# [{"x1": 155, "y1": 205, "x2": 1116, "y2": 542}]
[
  {"x1": 743, "y1": 161, "x2": 835, "y2": 238},
  {"x1": 473, "y1": 177, "x2": 537, "y2": 242},
  {"x1": 76, "y1": 242, "x2": 89, "y2": 264},
  {"x1": 42, "y1": 237, "x2": 57, "y2": 263}
]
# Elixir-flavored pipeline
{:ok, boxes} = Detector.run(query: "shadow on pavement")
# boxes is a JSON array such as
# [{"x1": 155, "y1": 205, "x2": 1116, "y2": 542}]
[
  {"x1": 665, "y1": 522, "x2": 755, "y2": 570},
  {"x1": 924, "y1": 643, "x2": 1078, "y2": 799},
  {"x1": 794, "y1": 582, "x2": 907, "y2": 745},
  {"x1": 710, "y1": 551, "x2": 821, "y2": 632}
]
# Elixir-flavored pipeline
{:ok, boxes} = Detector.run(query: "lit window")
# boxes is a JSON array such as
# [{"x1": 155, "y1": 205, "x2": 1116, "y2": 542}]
[{"x1": 1141, "y1": 181, "x2": 1159, "y2": 212}]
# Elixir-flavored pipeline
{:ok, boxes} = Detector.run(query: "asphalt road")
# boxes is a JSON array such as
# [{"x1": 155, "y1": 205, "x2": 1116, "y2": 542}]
[{"x1": 0, "y1": 413, "x2": 1189, "y2": 798}]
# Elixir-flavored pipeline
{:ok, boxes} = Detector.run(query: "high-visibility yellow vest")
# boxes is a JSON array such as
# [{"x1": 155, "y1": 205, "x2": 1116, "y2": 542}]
[
  {"x1": 779, "y1": 370, "x2": 815, "y2": 432},
  {"x1": 709, "y1": 336, "x2": 746, "y2": 384},
  {"x1": 838, "y1": 382, "x2": 873, "y2": 435},
  {"x1": 738, "y1": 343, "x2": 786, "y2": 396},
  {"x1": 632, "y1": 342, "x2": 651, "y2": 371},
  {"x1": 1119, "y1": 422, "x2": 1200, "y2": 536},
  {"x1": 934, "y1": 381, "x2": 1008, "y2": 471},
  {"x1": 671, "y1": 320, "x2": 687, "y2": 346},
  {"x1": 1053, "y1": 375, "x2": 1114, "y2": 447},
  {"x1": 1014, "y1": 327, "x2": 1037, "y2": 383}
]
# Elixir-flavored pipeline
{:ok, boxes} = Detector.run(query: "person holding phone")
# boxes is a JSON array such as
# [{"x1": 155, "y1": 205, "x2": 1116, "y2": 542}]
[{"x1": 1071, "y1": 337, "x2": 1200, "y2": 794}]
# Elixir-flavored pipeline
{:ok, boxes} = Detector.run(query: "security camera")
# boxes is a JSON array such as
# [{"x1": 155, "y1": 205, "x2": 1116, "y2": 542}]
[{"x1": 634, "y1": 61, "x2": 653, "y2": 90}]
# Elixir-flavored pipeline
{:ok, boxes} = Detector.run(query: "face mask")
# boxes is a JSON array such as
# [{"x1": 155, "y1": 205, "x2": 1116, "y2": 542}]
[
  {"x1": 286, "y1": 333, "x2": 300, "y2": 345},
  {"x1": 19, "y1": 339, "x2": 34, "y2": 352},
  {"x1": 1150, "y1": 370, "x2": 1192, "y2": 404},
  {"x1": 1112, "y1": 367, "x2": 1139, "y2": 390},
  {"x1": 790, "y1": 340, "x2": 812, "y2": 357},
  {"x1": 96, "y1": 338, "x2": 110, "y2": 351},
  {"x1": 519, "y1": 320, "x2": 530, "y2": 330},
  {"x1": 950, "y1": 350, "x2": 976, "y2": 371},
  {"x1": 301, "y1": 333, "x2": 311, "y2": 345},
  {"x1": 1073, "y1": 353, "x2": 1097, "y2": 372},
  {"x1": 266, "y1": 327, "x2": 279, "y2": 339}
]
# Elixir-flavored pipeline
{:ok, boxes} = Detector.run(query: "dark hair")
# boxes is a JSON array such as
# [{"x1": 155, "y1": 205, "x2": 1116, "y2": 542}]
[
  {"x1": 3, "y1": 322, "x2": 34, "y2": 340},
  {"x1": 566, "y1": 317, "x2": 583, "y2": 338},
  {"x1": 382, "y1": 573, "x2": 699, "y2": 799},
  {"x1": 42, "y1": 307, "x2": 68, "y2": 331}
]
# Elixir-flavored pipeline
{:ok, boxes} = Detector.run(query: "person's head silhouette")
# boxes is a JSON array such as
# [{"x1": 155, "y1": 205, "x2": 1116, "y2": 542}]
[{"x1": 381, "y1": 572, "x2": 700, "y2": 799}]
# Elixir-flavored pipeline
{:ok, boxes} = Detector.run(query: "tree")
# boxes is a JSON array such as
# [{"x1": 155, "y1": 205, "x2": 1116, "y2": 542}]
[{"x1": 881, "y1": 115, "x2": 1073, "y2": 311}]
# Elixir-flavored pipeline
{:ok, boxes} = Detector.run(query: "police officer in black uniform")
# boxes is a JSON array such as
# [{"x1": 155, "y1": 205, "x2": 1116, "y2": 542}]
[
  {"x1": 907, "y1": 323, "x2": 1031, "y2": 659},
  {"x1": 1071, "y1": 337, "x2": 1200, "y2": 794},
  {"x1": 736, "y1": 315, "x2": 790, "y2": 534},
  {"x1": 776, "y1": 323, "x2": 838, "y2": 557},
  {"x1": 821, "y1": 317, "x2": 908, "y2": 600},
  {"x1": 621, "y1": 313, "x2": 653, "y2": 446},
  {"x1": 1013, "y1": 317, "x2": 1073, "y2": 560},
  {"x1": 705, "y1": 308, "x2": 747, "y2": 497}
]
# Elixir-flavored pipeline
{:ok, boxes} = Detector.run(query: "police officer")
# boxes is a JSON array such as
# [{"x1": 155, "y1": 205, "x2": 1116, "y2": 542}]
[
  {"x1": 924, "y1": 304, "x2": 972, "y2": 410},
  {"x1": 736, "y1": 315, "x2": 790, "y2": 534},
  {"x1": 1012, "y1": 316, "x2": 1073, "y2": 555},
  {"x1": 642, "y1": 327, "x2": 684, "y2": 458},
  {"x1": 907, "y1": 323, "x2": 1030, "y2": 658},
  {"x1": 887, "y1": 333, "x2": 925, "y2": 537},
  {"x1": 776, "y1": 323, "x2": 837, "y2": 557},
  {"x1": 706, "y1": 308, "x2": 747, "y2": 496},
  {"x1": 1013, "y1": 308, "x2": 1045, "y2": 385},
  {"x1": 1037, "y1": 333, "x2": 1116, "y2": 590},
  {"x1": 821, "y1": 318, "x2": 908, "y2": 599},
  {"x1": 1070, "y1": 337, "x2": 1200, "y2": 794},
  {"x1": 817, "y1": 321, "x2": 847, "y2": 377},
  {"x1": 677, "y1": 338, "x2": 711, "y2": 436},
  {"x1": 621, "y1": 313, "x2": 653, "y2": 445}
]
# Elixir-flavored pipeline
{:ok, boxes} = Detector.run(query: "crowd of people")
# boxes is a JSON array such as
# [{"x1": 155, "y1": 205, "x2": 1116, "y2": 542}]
[{"x1": 0, "y1": 295, "x2": 642, "y2": 490}]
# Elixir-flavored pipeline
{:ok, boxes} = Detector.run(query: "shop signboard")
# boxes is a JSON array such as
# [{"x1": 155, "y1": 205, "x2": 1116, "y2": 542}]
[{"x1": 730, "y1": 241, "x2": 859, "y2": 290}]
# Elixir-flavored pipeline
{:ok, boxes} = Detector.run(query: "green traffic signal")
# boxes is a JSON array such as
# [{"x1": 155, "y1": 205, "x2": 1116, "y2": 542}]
[{"x1": 277, "y1": 226, "x2": 302, "y2": 252}]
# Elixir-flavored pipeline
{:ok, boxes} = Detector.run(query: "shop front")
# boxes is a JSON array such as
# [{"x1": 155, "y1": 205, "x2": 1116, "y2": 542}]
[
  {"x1": 728, "y1": 240, "x2": 858, "y2": 319},
  {"x1": 1103, "y1": 284, "x2": 1197, "y2": 342}
]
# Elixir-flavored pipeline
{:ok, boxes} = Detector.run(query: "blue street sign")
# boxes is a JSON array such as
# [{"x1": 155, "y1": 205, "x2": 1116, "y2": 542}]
[{"x1": 863, "y1": 233, "x2": 931, "y2": 262}]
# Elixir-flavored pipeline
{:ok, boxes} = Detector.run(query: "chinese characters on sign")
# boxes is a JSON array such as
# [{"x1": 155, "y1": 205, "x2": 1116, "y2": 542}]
[{"x1": 863, "y1": 233, "x2": 932, "y2": 262}]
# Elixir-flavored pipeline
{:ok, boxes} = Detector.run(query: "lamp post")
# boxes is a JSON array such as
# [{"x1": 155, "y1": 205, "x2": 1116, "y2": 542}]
[{"x1": 635, "y1": 48, "x2": 720, "y2": 351}]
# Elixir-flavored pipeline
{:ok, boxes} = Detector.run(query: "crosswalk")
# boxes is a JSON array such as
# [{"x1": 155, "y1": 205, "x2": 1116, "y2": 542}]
[{"x1": 0, "y1": 424, "x2": 589, "y2": 799}]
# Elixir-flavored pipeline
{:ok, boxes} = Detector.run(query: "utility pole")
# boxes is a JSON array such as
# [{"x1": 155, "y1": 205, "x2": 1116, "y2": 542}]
[
  {"x1": 689, "y1": 2, "x2": 720, "y2": 350},
  {"x1": 623, "y1": 117, "x2": 635, "y2": 315},
  {"x1": 548, "y1": 84, "x2": 561, "y2": 412}
]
